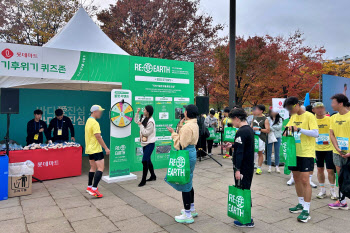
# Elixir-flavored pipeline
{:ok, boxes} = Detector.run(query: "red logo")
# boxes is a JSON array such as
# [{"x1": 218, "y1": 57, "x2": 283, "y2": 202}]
[
  {"x1": 278, "y1": 101, "x2": 283, "y2": 106},
  {"x1": 1, "y1": 48, "x2": 14, "y2": 59}
]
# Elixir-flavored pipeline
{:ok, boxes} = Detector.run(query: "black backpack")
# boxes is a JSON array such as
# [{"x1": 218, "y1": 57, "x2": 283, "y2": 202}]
[{"x1": 339, "y1": 158, "x2": 350, "y2": 199}]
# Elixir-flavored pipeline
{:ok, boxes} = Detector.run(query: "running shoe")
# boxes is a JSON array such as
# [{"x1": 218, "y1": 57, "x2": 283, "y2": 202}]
[
  {"x1": 256, "y1": 168, "x2": 262, "y2": 175},
  {"x1": 268, "y1": 168, "x2": 272, "y2": 173},
  {"x1": 330, "y1": 189, "x2": 338, "y2": 200},
  {"x1": 289, "y1": 203, "x2": 303, "y2": 213},
  {"x1": 175, "y1": 212, "x2": 194, "y2": 224},
  {"x1": 310, "y1": 181, "x2": 318, "y2": 189},
  {"x1": 86, "y1": 187, "x2": 93, "y2": 195},
  {"x1": 316, "y1": 191, "x2": 326, "y2": 199},
  {"x1": 297, "y1": 210, "x2": 311, "y2": 223},
  {"x1": 275, "y1": 167, "x2": 281, "y2": 173},
  {"x1": 287, "y1": 177, "x2": 295, "y2": 186},
  {"x1": 234, "y1": 219, "x2": 255, "y2": 228},
  {"x1": 328, "y1": 200, "x2": 349, "y2": 210},
  {"x1": 181, "y1": 209, "x2": 198, "y2": 217},
  {"x1": 90, "y1": 188, "x2": 103, "y2": 198},
  {"x1": 223, "y1": 154, "x2": 231, "y2": 159}
]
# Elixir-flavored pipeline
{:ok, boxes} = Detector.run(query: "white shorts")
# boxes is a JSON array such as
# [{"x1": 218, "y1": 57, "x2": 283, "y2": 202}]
[{"x1": 257, "y1": 138, "x2": 265, "y2": 152}]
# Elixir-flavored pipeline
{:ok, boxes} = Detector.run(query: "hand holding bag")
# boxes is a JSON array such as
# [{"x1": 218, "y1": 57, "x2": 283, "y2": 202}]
[{"x1": 227, "y1": 180, "x2": 252, "y2": 224}]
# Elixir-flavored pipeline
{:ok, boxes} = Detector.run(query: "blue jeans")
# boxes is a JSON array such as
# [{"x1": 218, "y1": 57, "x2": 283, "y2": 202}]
[{"x1": 267, "y1": 137, "x2": 281, "y2": 166}]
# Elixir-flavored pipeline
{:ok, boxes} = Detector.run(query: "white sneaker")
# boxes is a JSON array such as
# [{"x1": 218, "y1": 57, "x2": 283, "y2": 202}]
[
  {"x1": 316, "y1": 191, "x2": 326, "y2": 199},
  {"x1": 181, "y1": 209, "x2": 198, "y2": 217},
  {"x1": 287, "y1": 178, "x2": 295, "y2": 186},
  {"x1": 268, "y1": 168, "x2": 272, "y2": 173},
  {"x1": 310, "y1": 181, "x2": 318, "y2": 189},
  {"x1": 175, "y1": 212, "x2": 194, "y2": 224},
  {"x1": 330, "y1": 189, "x2": 338, "y2": 200},
  {"x1": 208, "y1": 153, "x2": 213, "y2": 156},
  {"x1": 275, "y1": 167, "x2": 281, "y2": 173}
]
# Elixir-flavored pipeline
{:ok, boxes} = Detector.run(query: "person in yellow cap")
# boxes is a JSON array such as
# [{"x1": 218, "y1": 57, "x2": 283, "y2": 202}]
[{"x1": 85, "y1": 105, "x2": 110, "y2": 198}]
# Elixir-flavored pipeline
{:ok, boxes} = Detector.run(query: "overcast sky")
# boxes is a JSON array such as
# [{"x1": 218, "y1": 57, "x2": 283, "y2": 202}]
[{"x1": 94, "y1": 0, "x2": 350, "y2": 59}]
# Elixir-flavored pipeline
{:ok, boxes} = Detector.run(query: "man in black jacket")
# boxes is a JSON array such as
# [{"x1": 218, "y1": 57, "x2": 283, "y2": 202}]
[
  {"x1": 48, "y1": 109, "x2": 75, "y2": 143},
  {"x1": 26, "y1": 109, "x2": 51, "y2": 145},
  {"x1": 229, "y1": 108, "x2": 255, "y2": 228}
]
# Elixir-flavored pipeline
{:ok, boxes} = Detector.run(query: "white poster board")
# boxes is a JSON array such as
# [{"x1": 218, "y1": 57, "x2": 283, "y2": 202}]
[{"x1": 272, "y1": 98, "x2": 289, "y2": 119}]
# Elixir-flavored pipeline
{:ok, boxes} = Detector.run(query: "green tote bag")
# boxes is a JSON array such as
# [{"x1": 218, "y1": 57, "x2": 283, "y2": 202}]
[
  {"x1": 280, "y1": 128, "x2": 297, "y2": 172},
  {"x1": 223, "y1": 127, "x2": 237, "y2": 142},
  {"x1": 207, "y1": 127, "x2": 216, "y2": 140},
  {"x1": 227, "y1": 185, "x2": 252, "y2": 224},
  {"x1": 166, "y1": 149, "x2": 191, "y2": 185},
  {"x1": 254, "y1": 135, "x2": 259, "y2": 152},
  {"x1": 214, "y1": 132, "x2": 221, "y2": 144}
]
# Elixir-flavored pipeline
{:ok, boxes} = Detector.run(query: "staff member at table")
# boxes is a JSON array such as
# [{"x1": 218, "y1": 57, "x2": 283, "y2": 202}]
[
  {"x1": 26, "y1": 109, "x2": 51, "y2": 145},
  {"x1": 48, "y1": 109, "x2": 75, "y2": 143}
]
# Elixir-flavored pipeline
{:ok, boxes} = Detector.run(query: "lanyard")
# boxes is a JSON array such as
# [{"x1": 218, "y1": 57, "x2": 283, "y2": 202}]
[
  {"x1": 34, "y1": 121, "x2": 40, "y2": 131},
  {"x1": 57, "y1": 119, "x2": 63, "y2": 129}
]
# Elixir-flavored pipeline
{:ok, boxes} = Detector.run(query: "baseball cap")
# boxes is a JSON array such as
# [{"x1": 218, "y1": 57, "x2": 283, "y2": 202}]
[
  {"x1": 312, "y1": 102, "x2": 324, "y2": 108},
  {"x1": 90, "y1": 105, "x2": 105, "y2": 112}
]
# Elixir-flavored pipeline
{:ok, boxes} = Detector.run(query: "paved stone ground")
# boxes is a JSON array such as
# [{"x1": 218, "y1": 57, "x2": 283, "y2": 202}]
[{"x1": 1, "y1": 147, "x2": 350, "y2": 233}]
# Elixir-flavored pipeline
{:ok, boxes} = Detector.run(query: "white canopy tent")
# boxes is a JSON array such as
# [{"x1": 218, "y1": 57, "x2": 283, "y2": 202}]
[{"x1": 0, "y1": 8, "x2": 128, "y2": 91}]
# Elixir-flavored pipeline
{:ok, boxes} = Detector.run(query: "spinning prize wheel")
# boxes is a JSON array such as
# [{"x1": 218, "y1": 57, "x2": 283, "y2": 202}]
[{"x1": 110, "y1": 100, "x2": 134, "y2": 128}]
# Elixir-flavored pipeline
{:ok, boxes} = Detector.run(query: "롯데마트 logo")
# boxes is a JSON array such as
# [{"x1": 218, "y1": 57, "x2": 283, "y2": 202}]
[
  {"x1": 279, "y1": 101, "x2": 283, "y2": 106},
  {"x1": 1, "y1": 48, "x2": 13, "y2": 59}
]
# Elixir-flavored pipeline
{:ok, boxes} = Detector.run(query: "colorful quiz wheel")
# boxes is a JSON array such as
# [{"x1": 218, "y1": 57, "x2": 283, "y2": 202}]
[{"x1": 110, "y1": 101, "x2": 134, "y2": 127}]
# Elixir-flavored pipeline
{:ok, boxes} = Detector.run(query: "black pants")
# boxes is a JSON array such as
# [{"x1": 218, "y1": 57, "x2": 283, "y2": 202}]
[
  {"x1": 207, "y1": 140, "x2": 214, "y2": 153},
  {"x1": 182, "y1": 188, "x2": 194, "y2": 210}
]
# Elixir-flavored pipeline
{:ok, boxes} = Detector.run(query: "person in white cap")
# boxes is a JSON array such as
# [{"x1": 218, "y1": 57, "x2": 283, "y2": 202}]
[{"x1": 85, "y1": 105, "x2": 110, "y2": 198}]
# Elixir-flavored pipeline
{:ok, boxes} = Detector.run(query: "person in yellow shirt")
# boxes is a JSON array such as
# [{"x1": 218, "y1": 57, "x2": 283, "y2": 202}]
[
  {"x1": 328, "y1": 94, "x2": 350, "y2": 210},
  {"x1": 85, "y1": 105, "x2": 110, "y2": 198},
  {"x1": 284, "y1": 97, "x2": 319, "y2": 223},
  {"x1": 312, "y1": 102, "x2": 336, "y2": 200}
]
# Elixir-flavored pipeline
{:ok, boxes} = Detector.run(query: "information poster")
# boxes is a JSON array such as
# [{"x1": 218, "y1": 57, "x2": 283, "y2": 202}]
[{"x1": 129, "y1": 56, "x2": 194, "y2": 172}]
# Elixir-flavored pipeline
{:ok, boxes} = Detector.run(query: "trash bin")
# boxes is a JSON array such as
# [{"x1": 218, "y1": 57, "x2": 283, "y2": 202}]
[
  {"x1": 0, "y1": 155, "x2": 9, "y2": 201},
  {"x1": 8, "y1": 160, "x2": 34, "y2": 197}
]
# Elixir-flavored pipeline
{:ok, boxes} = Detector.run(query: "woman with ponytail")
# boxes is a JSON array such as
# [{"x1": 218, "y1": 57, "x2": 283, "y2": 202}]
[{"x1": 135, "y1": 105, "x2": 156, "y2": 187}]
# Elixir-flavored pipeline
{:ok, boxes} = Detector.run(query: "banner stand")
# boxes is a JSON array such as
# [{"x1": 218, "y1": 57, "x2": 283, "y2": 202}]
[{"x1": 102, "y1": 174, "x2": 137, "y2": 183}]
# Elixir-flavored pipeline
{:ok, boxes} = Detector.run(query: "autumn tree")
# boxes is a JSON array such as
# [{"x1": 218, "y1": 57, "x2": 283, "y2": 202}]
[
  {"x1": 210, "y1": 32, "x2": 325, "y2": 107},
  {"x1": 0, "y1": 0, "x2": 97, "y2": 46},
  {"x1": 97, "y1": 0, "x2": 223, "y2": 94},
  {"x1": 322, "y1": 60, "x2": 350, "y2": 78}
]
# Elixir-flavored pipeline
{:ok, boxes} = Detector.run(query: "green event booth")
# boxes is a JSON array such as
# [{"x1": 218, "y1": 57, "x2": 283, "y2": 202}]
[{"x1": 0, "y1": 42, "x2": 194, "y2": 181}]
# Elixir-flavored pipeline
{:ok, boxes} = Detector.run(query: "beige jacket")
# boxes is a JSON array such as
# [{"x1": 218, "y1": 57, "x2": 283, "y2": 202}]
[
  {"x1": 134, "y1": 113, "x2": 156, "y2": 146},
  {"x1": 171, "y1": 118, "x2": 199, "y2": 150}
]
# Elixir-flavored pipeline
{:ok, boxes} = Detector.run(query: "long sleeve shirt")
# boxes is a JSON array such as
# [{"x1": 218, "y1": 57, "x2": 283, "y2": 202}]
[
  {"x1": 26, "y1": 119, "x2": 50, "y2": 145},
  {"x1": 134, "y1": 113, "x2": 156, "y2": 146},
  {"x1": 232, "y1": 125, "x2": 255, "y2": 174},
  {"x1": 204, "y1": 116, "x2": 218, "y2": 128},
  {"x1": 171, "y1": 118, "x2": 199, "y2": 150},
  {"x1": 48, "y1": 116, "x2": 75, "y2": 142}
]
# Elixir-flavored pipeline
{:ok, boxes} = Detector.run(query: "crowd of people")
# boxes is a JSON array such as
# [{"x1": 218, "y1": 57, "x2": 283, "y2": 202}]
[{"x1": 81, "y1": 93, "x2": 350, "y2": 227}]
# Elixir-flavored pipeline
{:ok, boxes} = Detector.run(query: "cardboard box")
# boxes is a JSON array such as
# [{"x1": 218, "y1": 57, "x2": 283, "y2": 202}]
[{"x1": 8, "y1": 175, "x2": 32, "y2": 197}]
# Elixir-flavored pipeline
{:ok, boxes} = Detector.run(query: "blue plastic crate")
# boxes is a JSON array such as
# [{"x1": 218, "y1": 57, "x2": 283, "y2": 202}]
[{"x1": 0, "y1": 155, "x2": 9, "y2": 201}]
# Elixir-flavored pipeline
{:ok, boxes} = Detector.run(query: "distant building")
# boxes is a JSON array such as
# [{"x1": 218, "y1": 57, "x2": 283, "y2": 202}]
[{"x1": 331, "y1": 55, "x2": 350, "y2": 64}]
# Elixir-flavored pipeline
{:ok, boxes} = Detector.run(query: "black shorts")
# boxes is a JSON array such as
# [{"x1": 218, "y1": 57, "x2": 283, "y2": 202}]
[
  {"x1": 88, "y1": 152, "x2": 104, "y2": 161},
  {"x1": 288, "y1": 157, "x2": 315, "y2": 172},
  {"x1": 316, "y1": 151, "x2": 335, "y2": 170}
]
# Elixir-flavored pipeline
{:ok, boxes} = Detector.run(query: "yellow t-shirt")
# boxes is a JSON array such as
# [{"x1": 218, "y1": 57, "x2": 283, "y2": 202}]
[
  {"x1": 85, "y1": 117, "x2": 102, "y2": 154},
  {"x1": 330, "y1": 111, "x2": 350, "y2": 155},
  {"x1": 287, "y1": 111, "x2": 318, "y2": 158},
  {"x1": 223, "y1": 117, "x2": 232, "y2": 127},
  {"x1": 315, "y1": 116, "x2": 333, "y2": 151}
]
